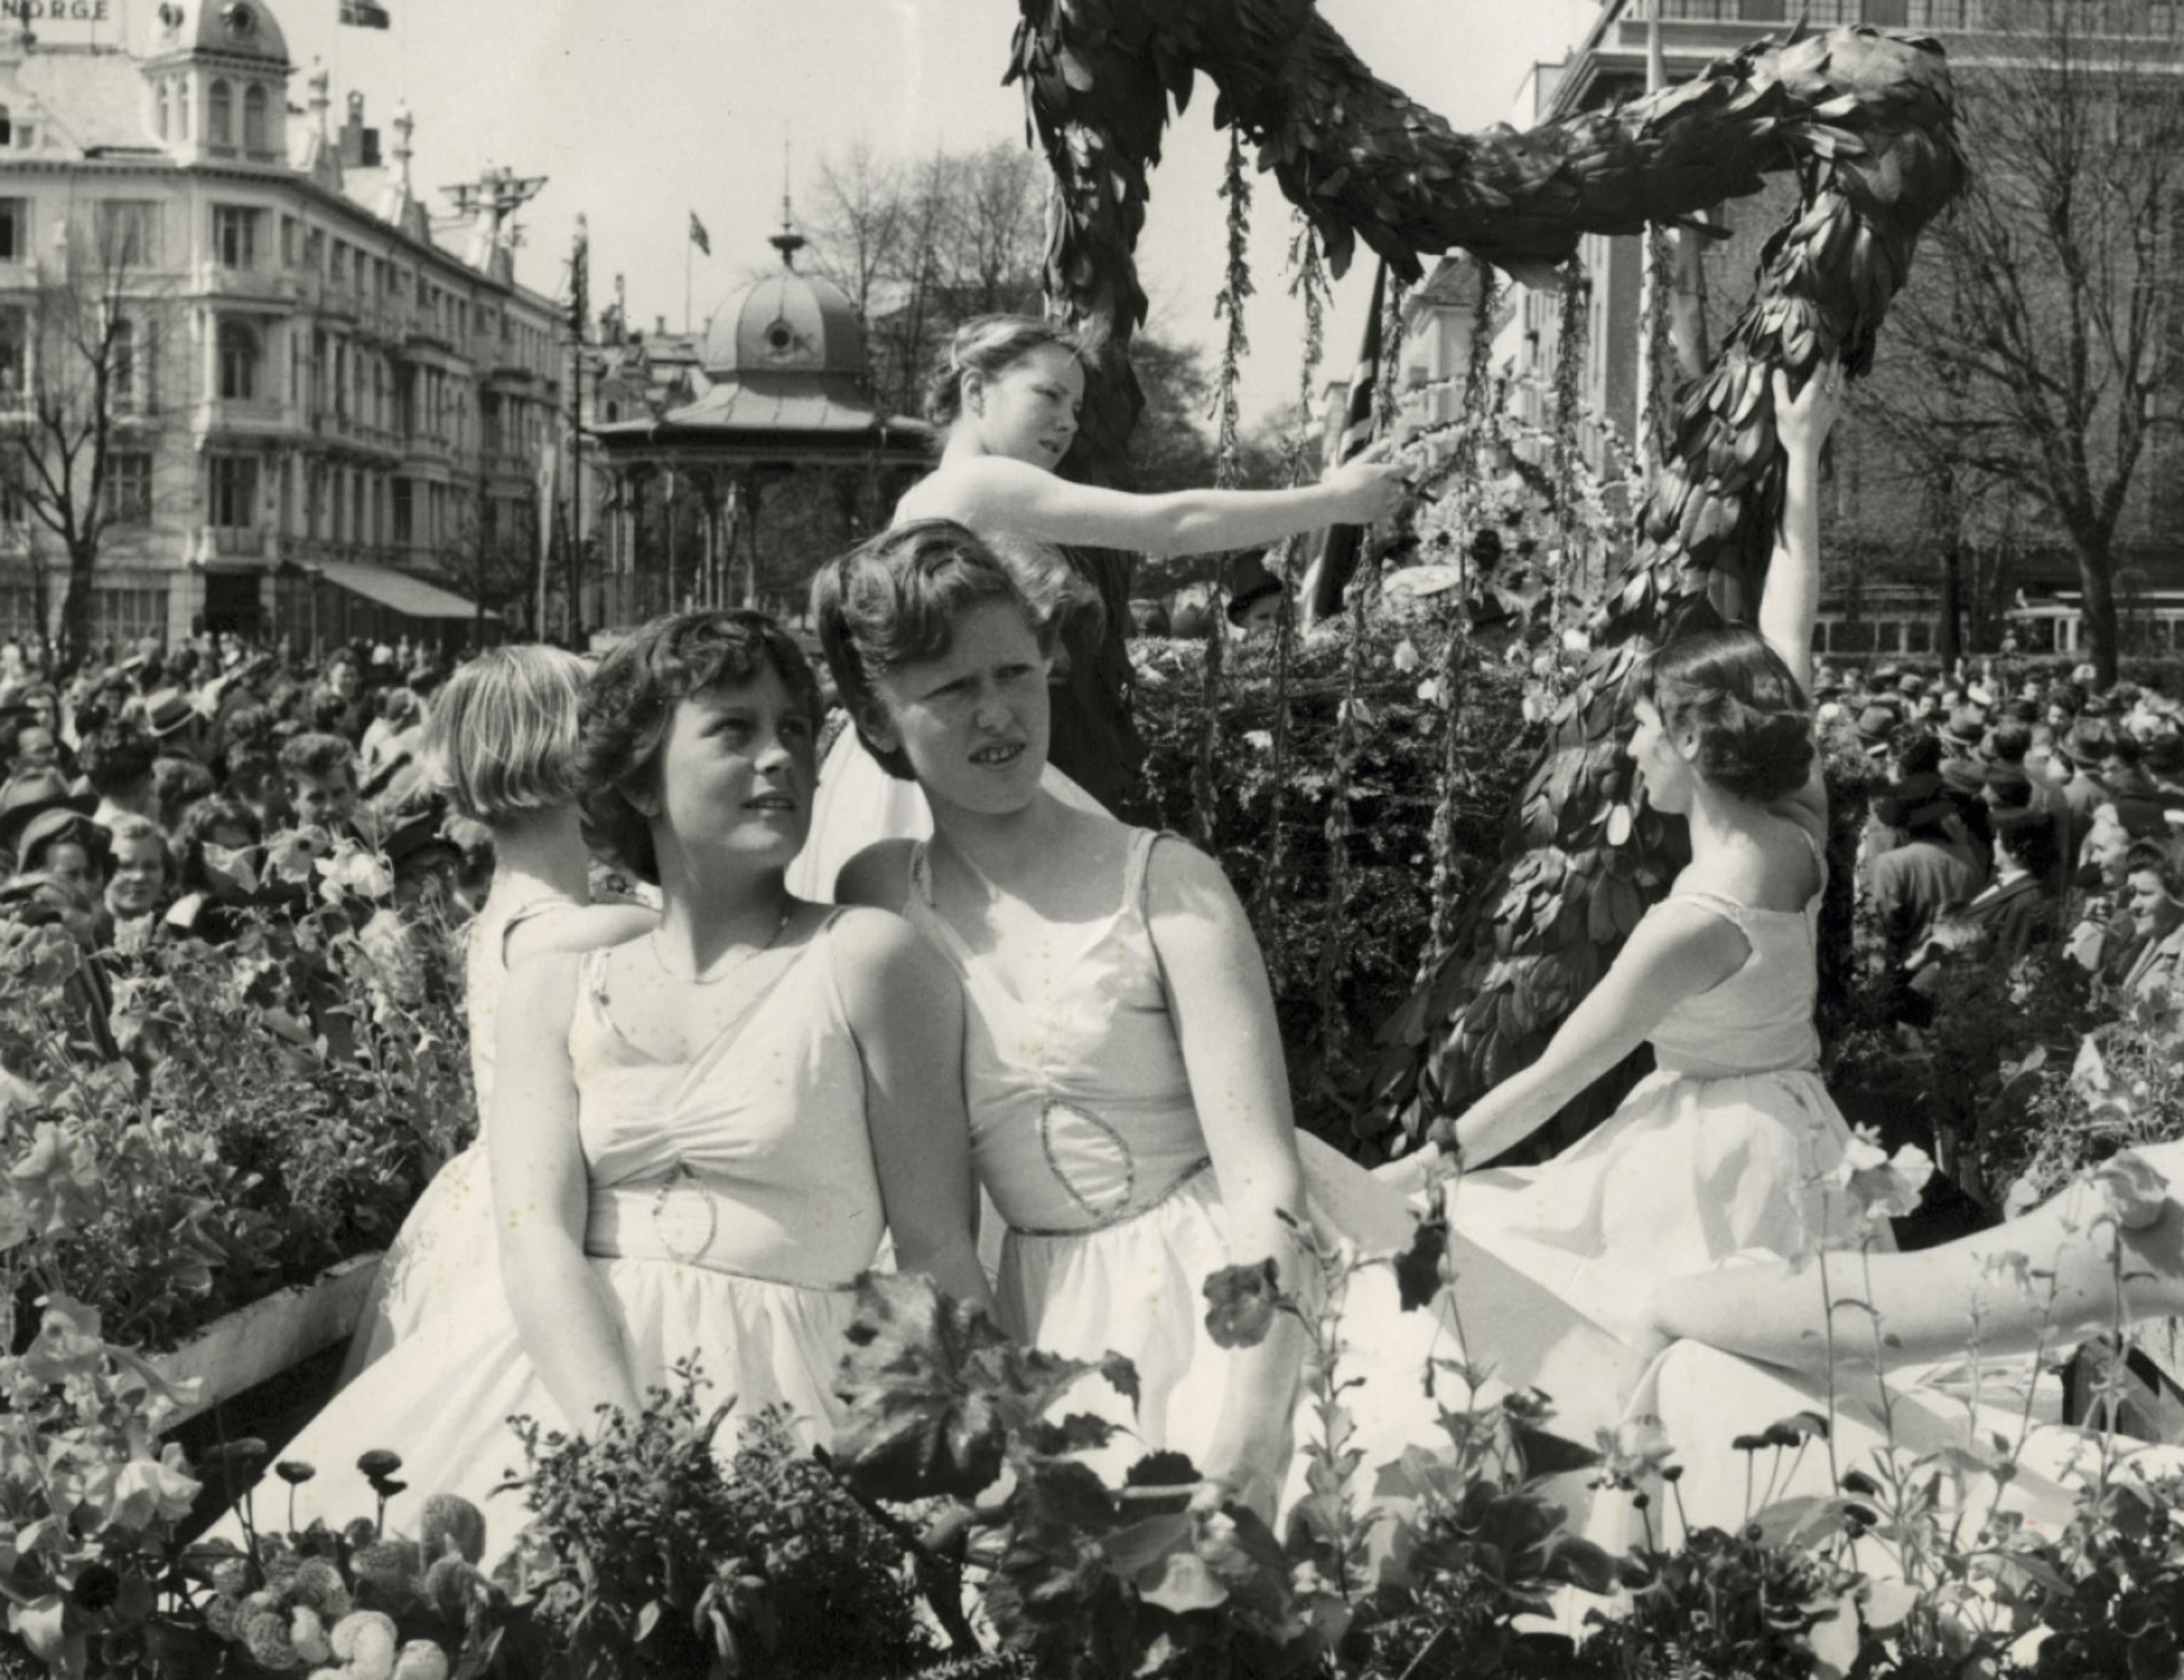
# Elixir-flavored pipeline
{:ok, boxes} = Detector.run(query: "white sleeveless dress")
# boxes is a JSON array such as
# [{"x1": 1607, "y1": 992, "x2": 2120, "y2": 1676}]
[
  {"x1": 1452, "y1": 843, "x2": 1880, "y2": 1337},
  {"x1": 339, "y1": 882, "x2": 579, "y2": 1381},
  {"x1": 901, "y1": 827, "x2": 1647, "y2": 1507},
  {"x1": 223, "y1": 921, "x2": 885, "y2": 1561}
]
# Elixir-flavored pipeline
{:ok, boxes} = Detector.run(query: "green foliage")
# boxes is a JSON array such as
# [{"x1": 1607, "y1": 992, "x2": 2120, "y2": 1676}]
[
  {"x1": 0, "y1": 829, "x2": 471, "y2": 1354},
  {"x1": 1132, "y1": 617, "x2": 1542, "y2": 1151},
  {"x1": 501, "y1": 1364, "x2": 934, "y2": 1679}
]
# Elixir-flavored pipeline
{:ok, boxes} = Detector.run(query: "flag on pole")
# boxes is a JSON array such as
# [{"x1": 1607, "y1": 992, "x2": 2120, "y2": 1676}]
[
  {"x1": 339, "y1": 1, "x2": 392, "y2": 28},
  {"x1": 688, "y1": 212, "x2": 712, "y2": 257},
  {"x1": 1303, "y1": 259, "x2": 1388, "y2": 624}
]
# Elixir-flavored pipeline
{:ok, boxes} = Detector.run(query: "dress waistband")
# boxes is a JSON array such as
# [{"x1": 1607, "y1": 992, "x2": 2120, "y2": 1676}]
[
  {"x1": 585, "y1": 1169, "x2": 859, "y2": 1291},
  {"x1": 1007, "y1": 1155, "x2": 1214, "y2": 1239}
]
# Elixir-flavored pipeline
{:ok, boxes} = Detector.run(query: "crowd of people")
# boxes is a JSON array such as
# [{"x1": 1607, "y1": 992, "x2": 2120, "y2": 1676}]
[
  {"x1": 0, "y1": 631, "x2": 491, "y2": 975},
  {"x1": 1826, "y1": 657, "x2": 2184, "y2": 1011}
]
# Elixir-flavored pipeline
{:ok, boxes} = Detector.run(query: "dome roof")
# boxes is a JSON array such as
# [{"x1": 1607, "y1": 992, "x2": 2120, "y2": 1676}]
[
  {"x1": 153, "y1": 0, "x2": 292, "y2": 66},
  {"x1": 700, "y1": 237, "x2": 865, "y2": 380}
]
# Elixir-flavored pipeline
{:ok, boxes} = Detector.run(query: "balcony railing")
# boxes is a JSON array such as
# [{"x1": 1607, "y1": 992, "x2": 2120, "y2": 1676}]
[
  {"x1": 1650, "y1": 0, "x2": 2183, "y2": 33},
  {"x1": 210, "y1": 527, "x2": 264, "y2": 557}
]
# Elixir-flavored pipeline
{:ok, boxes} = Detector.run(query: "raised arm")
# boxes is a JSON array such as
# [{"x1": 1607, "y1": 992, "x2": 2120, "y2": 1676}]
[
  {"x1": 930, "y1": 444, "x2": 1404, "y2": 559},
  {"x1": 1143, "y1": 838, "x2": 1310, "y2": 1520},
  {"x1": 488, "y1": 952, "x2": 643, "y2": 1431},
  {"x1": 1756, "y1": 363, "x2": 1840, "y2": 698},
  {"x1": 1441, "y1": 902, "x2": 1750, "y2": 1168},
  {"x1": 830, "y1": 907, "x2": 992, "y2": 1314}
]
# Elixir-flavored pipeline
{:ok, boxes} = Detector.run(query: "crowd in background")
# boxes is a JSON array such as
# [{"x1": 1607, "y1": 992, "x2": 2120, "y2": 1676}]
[
  {"x1": 0, "y1": 628, "x2": 481, "y2": 978},
  {"x1": 1827, "y1": 659, "x2": 2184, "y2": 1016},
  {"x1": 5, "y1": 618, "x2": 2184, "y2": 1067}
]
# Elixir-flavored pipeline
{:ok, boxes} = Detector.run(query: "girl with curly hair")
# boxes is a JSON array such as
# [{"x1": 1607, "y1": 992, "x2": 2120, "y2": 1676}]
[
  {"x1": 1386, "y1": 364, "x2": 1861, "y2": 1331},
  {"x1": 809, "y1": 520, "x2": 1625, "y2": 1524},
  {"x1": 233, "y1": 616, "x2": 985, "y2": 1556}
]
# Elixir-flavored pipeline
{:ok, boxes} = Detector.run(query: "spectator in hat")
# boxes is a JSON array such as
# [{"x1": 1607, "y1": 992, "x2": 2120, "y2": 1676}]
[
  {"x1": 0, "y1": 760, "x2": 86, "y2": 842},
  {"x1": 139, "y1": 687, "x2": 203, "y2": 761},
  {"x1": 15, "y1": 808, "x2": 111, "y2": 902},
  {"x1": 1854, "y1": 703, "x2": 1899, "y2": 761},
  {"x1": 1939, "y1": 705, "x2": 1987, "y2": 758},
  {"x1": 2120, "y1": 835, "x2": 2184, "y2": 1001},
  {"x1": 1864, "y1": 780, "x2": 1987, "y2": 968},
  {"x1": 2057, "y1": 721, "x2": 2114, "y2": 855},
  {"x1": 1225, "y1": 551, "x2": 1289, "y2": 639},
  {"x1": 2047, "y1": 683, "x2": 2085, "y2": 731}
]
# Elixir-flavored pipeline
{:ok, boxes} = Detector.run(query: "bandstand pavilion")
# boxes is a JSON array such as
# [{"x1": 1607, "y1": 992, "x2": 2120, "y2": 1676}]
[{"x1": 586, "y1": 228, "x2": 931, "y2": 628}]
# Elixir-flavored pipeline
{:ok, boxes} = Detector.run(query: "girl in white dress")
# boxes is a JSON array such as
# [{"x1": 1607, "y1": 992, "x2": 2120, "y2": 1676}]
[
  {"x1": 813, "y1": 521, "x2": 1639, "y2": 1523},
  {"x1": 1385, "y1": 365, "x2": 1864, "y2": 1334},
  {"x1": 342, "y1": 646, "x2": 654, "y2": 1381},
  {"x1": 230, "y1": 614, "x2": 987, "y2": 1555},
  {"x1": 788, "y1": 313, "x2": 1406, "y2": 903}
]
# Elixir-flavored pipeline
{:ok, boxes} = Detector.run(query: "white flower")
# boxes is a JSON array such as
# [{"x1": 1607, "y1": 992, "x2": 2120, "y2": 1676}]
[{"x1": 1831, "y1": 1126, "x2": 1934, "y2": 1223}]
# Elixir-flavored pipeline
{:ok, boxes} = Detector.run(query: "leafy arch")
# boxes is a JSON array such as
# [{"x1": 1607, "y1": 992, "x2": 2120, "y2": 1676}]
[{"x1": 1009, "y1": 4, "x2": 1966, "y2": 1138}]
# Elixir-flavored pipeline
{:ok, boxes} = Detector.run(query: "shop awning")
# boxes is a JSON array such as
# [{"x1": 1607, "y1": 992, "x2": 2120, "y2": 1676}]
[{"x1": 306, "y1": 562, "x2": 496, "y2": 621}]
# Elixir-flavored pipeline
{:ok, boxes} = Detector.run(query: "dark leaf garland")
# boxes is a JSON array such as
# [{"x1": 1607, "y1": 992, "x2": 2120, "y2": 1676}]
[{"x1": 1011, "y1": 3, "x2": 1965, "y2": 1140}]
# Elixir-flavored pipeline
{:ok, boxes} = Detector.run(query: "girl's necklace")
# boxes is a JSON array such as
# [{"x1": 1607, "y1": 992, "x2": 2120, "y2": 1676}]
[{"x1": 648, "y1": 901, "x2": 793, "y2": 985}]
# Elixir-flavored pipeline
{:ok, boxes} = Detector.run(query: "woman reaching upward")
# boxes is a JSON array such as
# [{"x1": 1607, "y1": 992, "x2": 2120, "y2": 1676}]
[
  {"x1": 1386, "y1": 363, "x2": 1855, "y2": 1333},
  {"x1": 790, "y1": 314, "x2": 1403, "y2": 901}
]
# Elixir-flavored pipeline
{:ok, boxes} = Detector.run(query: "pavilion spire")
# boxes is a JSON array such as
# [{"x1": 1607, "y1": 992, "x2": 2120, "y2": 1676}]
[{"x1": 769, "y1": 129, "x2": 804, "y2": 267}]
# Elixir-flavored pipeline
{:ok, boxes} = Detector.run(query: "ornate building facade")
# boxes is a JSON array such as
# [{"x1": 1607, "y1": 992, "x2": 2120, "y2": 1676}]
[{"x1": 0, "y1": 0, "x2": 563, "y2": 653}]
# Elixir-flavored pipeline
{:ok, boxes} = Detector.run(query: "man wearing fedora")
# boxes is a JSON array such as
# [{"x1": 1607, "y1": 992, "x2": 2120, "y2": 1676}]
[
  {"x1": 1224, "y1": 551, "x2": 1289, "y2": 639},
  {"x1": 1864, "y1": 775, "x2": 1987, "y2": 972}
]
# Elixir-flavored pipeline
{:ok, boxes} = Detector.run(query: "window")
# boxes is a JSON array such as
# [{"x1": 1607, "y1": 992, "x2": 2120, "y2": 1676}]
[
  {"x1": 242, "y1": 85, "x2": 268, "y2": 153},
  {"x1": 95, "y1": 201, "x2": 160, "y2": 269},
  {"x1": 0, "y1": 308, "x2": 26, "y2": 400},
  {"x1": 217, "y1": 321, "x2": 260, "y2": 401},
  {"x1": 91, "y1": 588, "x2": 168, "y2": 643},
  {"x1": 209, "y1": 455, "x2": 257, "y2": 529},
  {"x1": 392, "y1": 478, "x2": 412, "y2": 545},
  {"x1": 0, "y1": 199, "x2": 23, "y2": 262},
  {"x1": 213, "y1": 205, "x2": 258, "y2": 269},
  {"x1": 155, "y1": 83, "x2": 169, "y2": 141},
  {"x1": 280, "y1": 215, "x2": 297, "y2": 268},
  {"x1": 103, "y1": 452, "x2": 152, "y2": 524},
  {"x1": 1863, "y1": 0, "x2": 1907, "y2": 23},
  {"x1": 176, "y1": 79, "x2": 189, "y2": 141},
  {"x1": 208, "y1": 80, "x2": 232, "y2": 147},
  {"x1": 0, "y1": 107, "x2": 9, "y2": 147},
  {"x1": 108, "y1": 319, "x2": 135, "y2": 412}
]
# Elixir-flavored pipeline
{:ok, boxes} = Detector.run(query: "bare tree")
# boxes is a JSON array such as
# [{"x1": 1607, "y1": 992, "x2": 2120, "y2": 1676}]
[
  {"x1": 1863, "y1": 0, "x2": 2184, "y2": 683},
  {"x1": 0, "y1": 205, "x2": 179, "y2": 671},
  {"x1": 805, "y1": 141, "x2": 1046, "y2": 418}
]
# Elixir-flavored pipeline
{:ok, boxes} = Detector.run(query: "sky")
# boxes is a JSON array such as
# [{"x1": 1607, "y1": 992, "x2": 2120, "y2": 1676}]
[{"x1": 122, "y1": 0, "x2": 1599, "y2": 426}]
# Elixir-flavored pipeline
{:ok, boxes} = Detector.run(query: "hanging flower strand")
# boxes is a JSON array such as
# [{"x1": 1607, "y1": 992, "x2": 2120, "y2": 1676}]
[
  {"x1": 1188, "y1": 129, "x2": 1255, "y2": 850},
  {"x1": 1315, "y1": 272, "x2": 1408, "y2": 1092},
  {"x1": 1247, "y1": 215, "x2": 1329, "y2": 964},
  {"x1": 1419, "y1": 260, "x2": 1501, "y2": 983}
]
